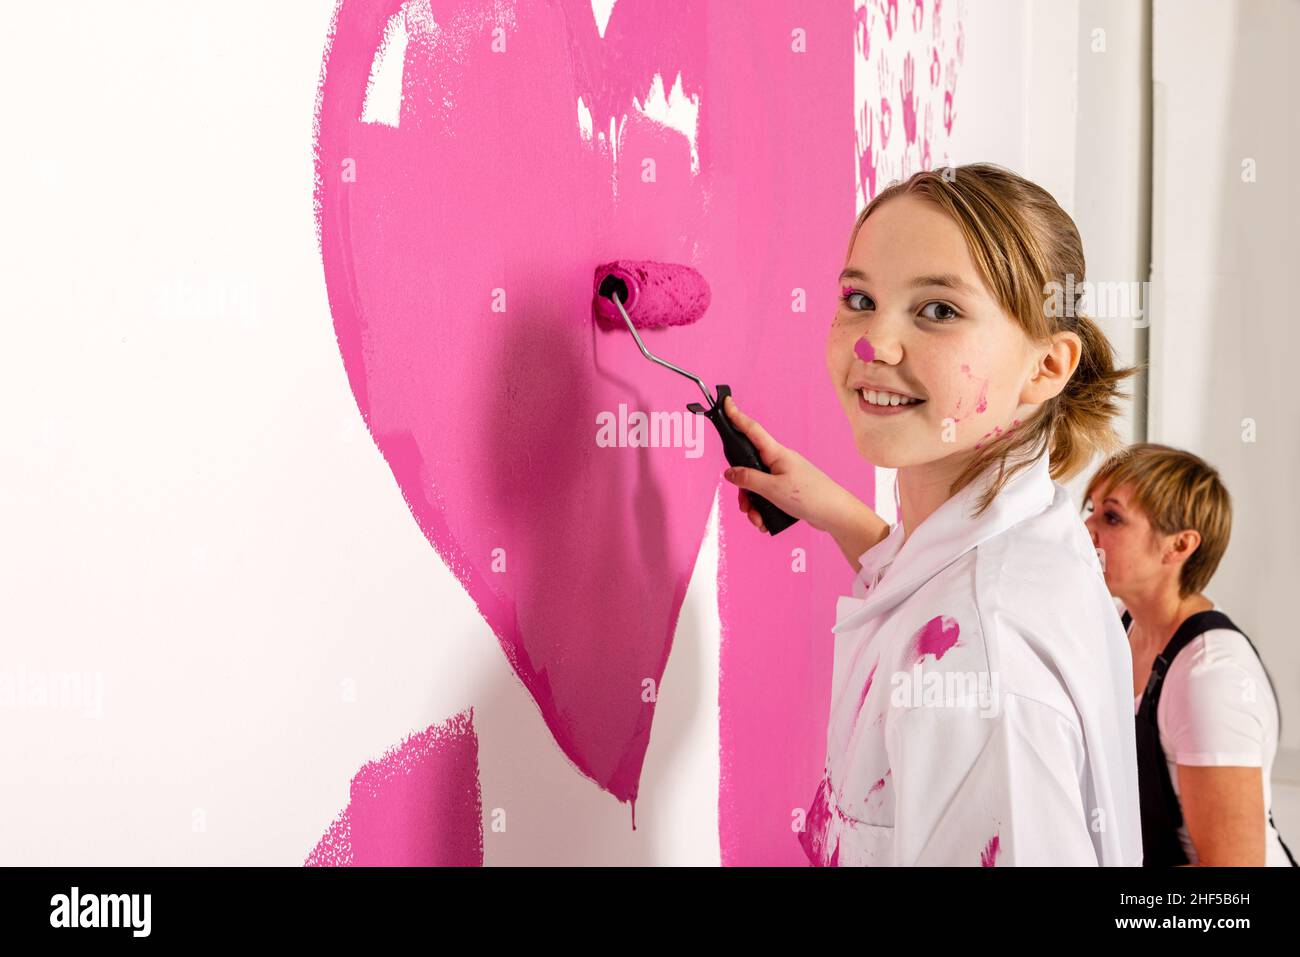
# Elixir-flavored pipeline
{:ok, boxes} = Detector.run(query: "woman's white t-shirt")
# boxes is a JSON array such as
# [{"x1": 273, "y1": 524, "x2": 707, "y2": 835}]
[{"x1": 1125, "y1": 605, "x2": 1292, "y2": 865}]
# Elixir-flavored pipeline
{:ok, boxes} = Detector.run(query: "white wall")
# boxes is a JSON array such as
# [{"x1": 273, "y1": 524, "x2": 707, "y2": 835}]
[{"x1": 1149, "y1": 0, "x2": 1300, "y2": 837}]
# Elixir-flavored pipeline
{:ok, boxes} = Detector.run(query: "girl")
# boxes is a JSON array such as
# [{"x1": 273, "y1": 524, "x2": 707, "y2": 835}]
[
  {"x1": 1084, "y1": 443, "x2": 1297, "y2": 866},
  {"x1": 722, "y1": 163, "x2": 1143, "y2": 865}
]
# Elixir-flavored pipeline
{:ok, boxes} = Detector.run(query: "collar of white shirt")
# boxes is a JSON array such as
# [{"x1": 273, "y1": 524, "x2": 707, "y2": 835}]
[{"x1": 832, "y1": 450, "x2": 1056, "y2": 633}]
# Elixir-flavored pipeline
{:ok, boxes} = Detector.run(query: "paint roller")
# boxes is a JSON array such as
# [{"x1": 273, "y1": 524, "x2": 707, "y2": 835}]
[{"x1": 593, "y1": 260, "x2": 798, "y2": 536}]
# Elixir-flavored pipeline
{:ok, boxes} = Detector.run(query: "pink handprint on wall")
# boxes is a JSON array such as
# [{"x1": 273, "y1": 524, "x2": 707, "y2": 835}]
[
  {"x1": 880, "y1": 0, "x2": 899, "y2": 40},
  {"x1": 855, "y1": 1, "x2": 870, "y2": 61},
  {"x1": 921, "y1": 100, "x2": 933, "y2": 170},
  {"x1": 901, "y1": 52, "x2": 918, "y2": 146},
  {"x1": 877, "y1": 54, "x2": 894, "y2": 151},
  {"x1": 944, "y1": 59, "x2": 958, "y2": 134},
  {"x1": 857, "y1": 101, "x2": 878, "y2": 205}
]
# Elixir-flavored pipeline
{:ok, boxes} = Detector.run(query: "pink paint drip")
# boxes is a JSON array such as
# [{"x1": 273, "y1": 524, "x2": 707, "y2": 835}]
[
  {"x1": 908, "y1": 615, "x2": 960, "y2": 662},
  {"x1": 854, "y1": 336, "x2": 876, "y2": 363},
  {"x1": 306, "y1": 709, "x2": 483, "y2": 866},
  {"x1": 980, "y1": 832, "x2": 1000, "y2": 867}
]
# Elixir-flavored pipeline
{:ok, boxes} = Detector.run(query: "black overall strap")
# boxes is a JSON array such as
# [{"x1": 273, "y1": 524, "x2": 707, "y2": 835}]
[{"x1": 1126, "y1": 609, "x2": 1298, "y2": 866}]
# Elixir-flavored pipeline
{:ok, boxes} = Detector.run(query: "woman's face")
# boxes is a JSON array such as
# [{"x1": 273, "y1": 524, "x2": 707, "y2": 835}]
[
  {"x1": 826, "y1": 193, "x2": 1039, "y2": 470},
  {"x1": 1082, "y1": 481, "x2": 1163, "y2": 597}
]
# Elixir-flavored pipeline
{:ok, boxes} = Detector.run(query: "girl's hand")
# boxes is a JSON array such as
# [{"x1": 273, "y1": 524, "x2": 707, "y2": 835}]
[{"x1": 720, "y1": 395, "x2": 851, "y2": 534}]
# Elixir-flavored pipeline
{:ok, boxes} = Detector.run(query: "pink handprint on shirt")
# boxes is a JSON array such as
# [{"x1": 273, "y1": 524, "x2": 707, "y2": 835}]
[
  {"x1": 912, "y1": 0, "x2": 924, "y2": 32},
  {"x1": 930, "y1": 47, "x2": 941, "y2": 87}
]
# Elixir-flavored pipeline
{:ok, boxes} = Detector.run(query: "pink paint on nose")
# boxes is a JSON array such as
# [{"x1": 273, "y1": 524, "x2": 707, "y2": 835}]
[
  {"x1": 981, "y1": 832, "x2": 1001, "y2": 867},
  {"x1": 908, "y1": 615, "x2": 961, "y2": 662},
  {"x1": 854, "y1": 336, "x2": 875, "y2": 362}
]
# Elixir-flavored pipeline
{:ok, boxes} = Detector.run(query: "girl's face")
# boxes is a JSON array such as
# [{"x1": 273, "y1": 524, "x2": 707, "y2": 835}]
[
  {"x1": 826, "y1": 194, "x2": 1039, "y2": 470},
  {"x1": 1082, "y1": 482, "x2": 1164, "y2": 598}
]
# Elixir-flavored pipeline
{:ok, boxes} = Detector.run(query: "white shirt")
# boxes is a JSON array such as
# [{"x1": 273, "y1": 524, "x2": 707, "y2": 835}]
[
  {"x1": 1124, "y1": 609, "x2": 1292, "y2": 866},
  {"x1": 802, "y1": 450, "x2": 1142, "y2": 866}
]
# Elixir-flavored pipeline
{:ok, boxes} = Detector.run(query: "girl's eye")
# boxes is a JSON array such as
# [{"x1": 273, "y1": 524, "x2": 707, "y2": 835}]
[
  {"x1": 839, "y1": 289, "x2": 873, "y2": 311},
  {"x1": 920, "y1": 301, "x2": 960, "y2": 323},
  {"x1": 1105, "y1": 511, "x2": 1122, "y2": 526}
]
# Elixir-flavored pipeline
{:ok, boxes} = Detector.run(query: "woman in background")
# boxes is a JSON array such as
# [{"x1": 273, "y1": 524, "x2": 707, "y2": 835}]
[{"x1": 1084, "y1": 443, "x2": 1297, "y2": 866}]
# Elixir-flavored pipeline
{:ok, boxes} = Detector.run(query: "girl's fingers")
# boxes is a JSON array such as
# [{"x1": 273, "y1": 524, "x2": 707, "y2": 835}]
[
  {"x1": 738, "y1": 488, "x2": 751, "y2": 513},
  {"x1": 723, "y1": 396, "x2": 781, "y2": 463}
]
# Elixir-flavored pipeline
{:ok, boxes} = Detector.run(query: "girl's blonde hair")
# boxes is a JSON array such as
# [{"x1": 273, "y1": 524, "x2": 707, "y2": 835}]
[
  {"x1": 848, "y1": 163, "x2": 1142, "y2": 515},
  {"x1": 1084, "y1": 443, "x2": 1232, "y2": 598}
]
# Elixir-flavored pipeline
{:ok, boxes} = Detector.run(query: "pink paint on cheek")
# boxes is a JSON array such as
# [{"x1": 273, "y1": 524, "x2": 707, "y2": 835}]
[
  {"x1": 306, "y1": 710, "x2": 483, "y2": 866},
  {"x1": 980, "y1": 832, "x2": 1001, "y2": 867},
  {"x1": 960, "y1": 363, "x2": 989, "y2": 414},
  {"x1": 908, "y1": 615, "x2": 961, "y2": 662},
  {"x1": 854, "y1": 336, "x2": 875, "y2": 362}
]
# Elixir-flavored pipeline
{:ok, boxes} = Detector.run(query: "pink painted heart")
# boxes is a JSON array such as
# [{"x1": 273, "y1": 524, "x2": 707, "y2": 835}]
[
  {"x1": 314, "y1": 0, "x2": 955, "y2": 848},
  {"x1": 315, "y1": 0, "x2": 755, "y2": 810}
]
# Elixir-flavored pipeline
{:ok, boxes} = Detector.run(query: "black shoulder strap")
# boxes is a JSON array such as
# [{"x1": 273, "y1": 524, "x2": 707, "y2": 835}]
[{"x1": 1137, "y1": 611, "x2": 1233, "y2": 721}]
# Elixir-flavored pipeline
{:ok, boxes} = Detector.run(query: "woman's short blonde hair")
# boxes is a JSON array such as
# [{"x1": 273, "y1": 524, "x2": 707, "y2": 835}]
[
  {"x1": 1084, "y1": 443, "x2": 1233, "y2": 597},
  {"x1": 848, "y1": 163, "x2": 1142, "y2": 515}
]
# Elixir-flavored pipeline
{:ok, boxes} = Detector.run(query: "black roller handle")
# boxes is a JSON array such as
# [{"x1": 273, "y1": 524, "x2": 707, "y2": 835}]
[{"x1": 688, "y1": 384, "x2": 799, "y2": 536}]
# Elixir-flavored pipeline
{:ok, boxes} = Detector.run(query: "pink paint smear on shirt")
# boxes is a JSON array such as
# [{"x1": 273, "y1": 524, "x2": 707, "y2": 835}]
[
  {"x1": 857, "y1": 660, "x2": 879, "y2": 715},
  {"x1": 908, "y1": 615, "x2": 961, "y2": 662},
  {"x1": 306, "y1": 709, "x2": 483, "y2": 866},
  {"x1": 867, "y1": 767, "x2": 891, "y2": 798}
]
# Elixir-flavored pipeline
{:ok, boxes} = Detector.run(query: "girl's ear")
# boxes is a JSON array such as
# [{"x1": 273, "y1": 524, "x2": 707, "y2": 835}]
[{"x1": 1022, "y1": 330, "x2": 1082, "y2": 404}]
